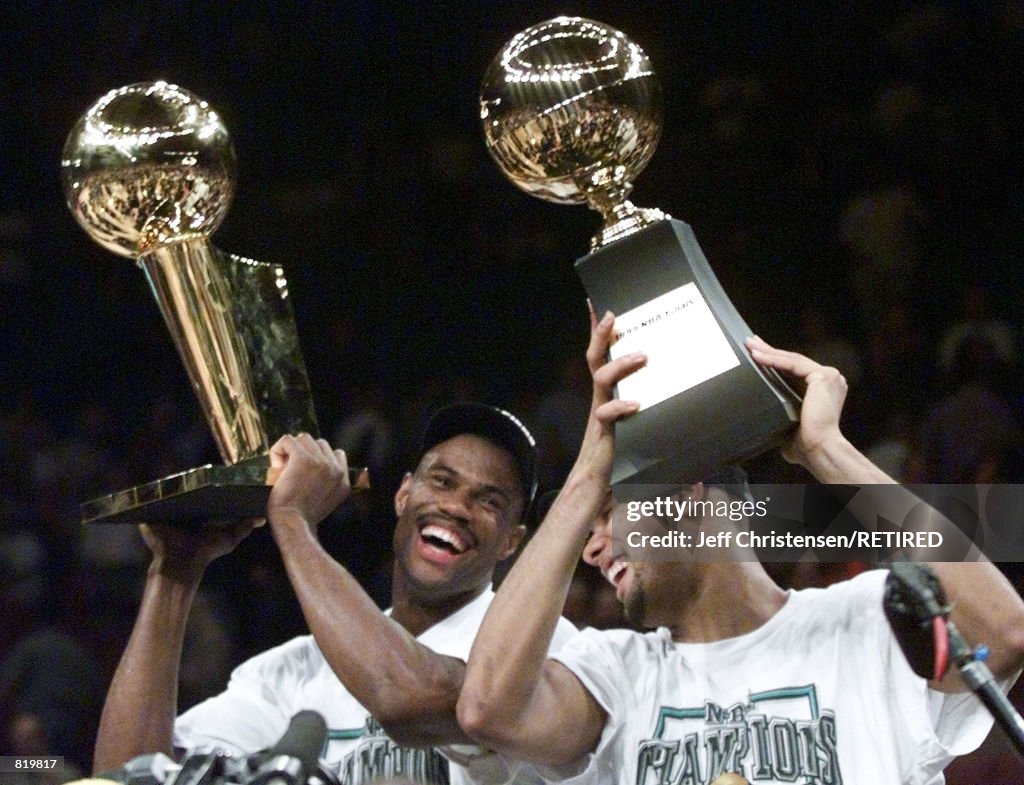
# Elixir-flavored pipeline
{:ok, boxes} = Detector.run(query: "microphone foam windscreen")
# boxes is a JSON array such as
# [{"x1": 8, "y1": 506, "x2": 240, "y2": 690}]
[{"x1": 883, "y1": 563, "x2": 947, "y2": 679}]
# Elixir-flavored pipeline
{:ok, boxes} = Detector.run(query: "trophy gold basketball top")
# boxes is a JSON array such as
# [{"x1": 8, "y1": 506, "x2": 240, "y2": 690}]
[
  {"x1": 481, "y1": 17, "x2": 799, "y2": 487},
  {"x1": 62, "y1": 81, "x2": 365, "y2": 525}
]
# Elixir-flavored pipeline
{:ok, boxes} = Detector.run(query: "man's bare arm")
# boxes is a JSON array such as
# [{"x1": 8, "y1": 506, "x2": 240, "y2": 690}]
[
  {"x1": 458, "y1": 310, "x2": 643, "y2": 766},
  {"x1": 265, "y1": 434, "x2": 473, "y2": 747},
  {"x1": 93, "y1": 521, "x2": 253, "y2": 773},
  {"x1": 747, "y1": 336, "x2": 1024, "y2": 691}
]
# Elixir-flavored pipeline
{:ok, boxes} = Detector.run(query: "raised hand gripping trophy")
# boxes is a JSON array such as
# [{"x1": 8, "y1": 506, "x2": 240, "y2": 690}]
[
  {"x1": 62, "y1": 81, "x2": 366, "y2": 525},
  {"x1": 481, "y1": 17, "x2": 800, "y2": 486}
]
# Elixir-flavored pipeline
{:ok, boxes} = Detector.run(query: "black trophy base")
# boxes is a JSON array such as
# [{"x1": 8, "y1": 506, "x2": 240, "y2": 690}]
[
  {"x1": 81, "y1": 460, "x2": 274, "y2": 526},
  {"x1": 82, "y1": 459, "x2": 371, "y2": 525},
  {"x1": 575, "y1": 218, "x2": 801, "y2": 487}
]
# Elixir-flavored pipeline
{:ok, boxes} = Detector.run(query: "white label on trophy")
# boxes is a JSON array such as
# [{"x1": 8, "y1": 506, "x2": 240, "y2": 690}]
[{"x1": 610, "y1": 283, "x2": 740, "y2": 410}]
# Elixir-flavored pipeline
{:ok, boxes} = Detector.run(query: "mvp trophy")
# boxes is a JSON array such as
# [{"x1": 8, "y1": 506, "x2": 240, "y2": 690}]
[
  {"x1": 481, "y1": 17, "x2": 800, "y2": 486},
  {"x1": 62, "y1": 81, "x2": 365, "y2": 525}
]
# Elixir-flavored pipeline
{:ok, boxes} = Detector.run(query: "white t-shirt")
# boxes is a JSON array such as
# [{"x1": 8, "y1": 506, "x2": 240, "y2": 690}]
[
  {"x1": 175, "y1": 588, "x2": 578, "y2": 785},
  {"x1": 550, "y1": 570, "x2": 995, "y2": 785}
]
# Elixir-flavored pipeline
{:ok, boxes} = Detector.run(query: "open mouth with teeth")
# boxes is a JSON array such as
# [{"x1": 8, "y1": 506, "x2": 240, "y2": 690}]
[
  {"x1": 605, "y1": 560, "x2": 629, "y2": 598},
  {"x1": 417, "y1": 522, "x2": 472, "y2": 564}
]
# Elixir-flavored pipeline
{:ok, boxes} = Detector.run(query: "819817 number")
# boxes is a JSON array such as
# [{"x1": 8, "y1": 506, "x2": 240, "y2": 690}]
[{"x1": 0, "y1": 757, "x2": 62, "y2": 772}]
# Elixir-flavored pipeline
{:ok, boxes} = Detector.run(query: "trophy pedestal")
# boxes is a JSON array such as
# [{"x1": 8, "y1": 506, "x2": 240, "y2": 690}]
[
  {"x1": 81, "y1": 459, "x2": 275, "y2": 526},
  {"x1": 575, "y1": 219, "x2": 801, "y2": 487},
  {"x1": 81, "y1": 458, "x2": 370, "y2": 525}
]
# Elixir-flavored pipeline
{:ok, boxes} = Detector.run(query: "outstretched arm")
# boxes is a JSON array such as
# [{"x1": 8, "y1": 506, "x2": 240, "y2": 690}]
[
  {"x1": 746, "y1": 336, "x2": 1024, "y2": 689},
  {"x1": 458, "y1": 309, "x2": 645, "y2": 767},
  {"x1": 93, "y1": 520, "x2": 255, "y2": 772},
  {"x1": 264, "y1": 433, "x2": 471, "y2": 747}
]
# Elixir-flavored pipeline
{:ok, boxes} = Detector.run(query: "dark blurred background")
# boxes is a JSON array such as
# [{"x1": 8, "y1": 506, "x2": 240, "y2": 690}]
[{"x1": 1, "y1": 1, "x2": 1022, "y2": 779}]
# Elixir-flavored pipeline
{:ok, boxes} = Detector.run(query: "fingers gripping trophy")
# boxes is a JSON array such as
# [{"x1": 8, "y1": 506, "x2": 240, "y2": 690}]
[
  {"x1": 62, "y1": 81, "x2": 365, "y2": 525},
  {"x1": 481, "y1": 17, "x2": 800, "y2": 487}
]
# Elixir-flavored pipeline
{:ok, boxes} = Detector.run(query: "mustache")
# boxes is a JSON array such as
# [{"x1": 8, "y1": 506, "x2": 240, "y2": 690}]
[
  {"x1": 414, "y1": 510, "x2": 478, "y2": 547},
  {"x1": 416, "y1": 509, "x2": 466, "y2": 526}
]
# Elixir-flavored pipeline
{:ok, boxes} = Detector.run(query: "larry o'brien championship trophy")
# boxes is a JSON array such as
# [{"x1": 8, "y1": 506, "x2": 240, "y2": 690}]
[
  {"x1": 481, "y1": 17, "x2": 801, "y2": 486},
  {"x1": 62, "y1": 81, "x2": 366, "y2": 525}
]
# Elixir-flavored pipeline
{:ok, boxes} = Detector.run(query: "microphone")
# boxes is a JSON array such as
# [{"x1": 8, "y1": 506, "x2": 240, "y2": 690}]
[
  {"x1": 98, "y1": 751, "x2": 226, "y2": 785},
  {"x1": 92, "y1": 711, "x2": 330, "y2": 785},
  {"x1": 883, "y1": 561, "x2": 951, "y2": 680},
  {"x1": 248, "y1": 710, "x2": 328, "y2": 785},
  {"x1": 883, "y1": 562, "x2": 1024, "y2": 759}
]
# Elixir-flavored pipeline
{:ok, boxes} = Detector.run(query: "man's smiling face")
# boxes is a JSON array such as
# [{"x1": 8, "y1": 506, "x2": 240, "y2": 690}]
[
  {"x1": 583, "y1": 485, "x2": 709, "y2": 628},
  {"x1": 392, "y1": 433, "x2": 525, "y2": 606}
]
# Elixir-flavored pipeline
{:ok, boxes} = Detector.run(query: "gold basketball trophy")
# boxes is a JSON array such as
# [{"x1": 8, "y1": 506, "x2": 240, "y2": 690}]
[
  {"x1": 481, "y1": 18, "x2": 800, "y2": 486},
  {"x1": 62, "y1": 81, "x2": 365, "y2": 525}
]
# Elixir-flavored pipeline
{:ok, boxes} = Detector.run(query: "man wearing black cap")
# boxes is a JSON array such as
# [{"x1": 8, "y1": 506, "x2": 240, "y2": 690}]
[{"x1": 93, "y1": 403, "x2": 576, "y2": 785}]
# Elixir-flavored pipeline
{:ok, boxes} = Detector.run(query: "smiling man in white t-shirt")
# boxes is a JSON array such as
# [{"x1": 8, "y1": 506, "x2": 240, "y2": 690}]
[
  {"x1": 93, "y1": 403, "x2": 576, "y2": 785},
  {"x1": 459, "y1": 311, "x2": 1024, "y2": 785}
]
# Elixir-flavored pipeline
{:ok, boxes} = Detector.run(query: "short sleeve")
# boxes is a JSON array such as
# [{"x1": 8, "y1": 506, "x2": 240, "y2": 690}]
[
  {"x1": 538, "y1": 628, "x2": 638, "y2": 783},
  {"x1": 174, "y1": 638, "x2": 309, "y2": 755}
]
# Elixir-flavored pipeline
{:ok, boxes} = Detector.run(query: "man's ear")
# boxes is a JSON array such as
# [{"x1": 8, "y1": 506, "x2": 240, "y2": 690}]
[
  {"x1": 690, "y1": 482, "x2": 705, "y2": 501},
  {"x1": 394, "y1": 472, "x2": 413, "y2": 517},
  {"x1": 677, "y1": 482, "x2": 705, "y2": 521},
  {"x1": 500, "y1": 524, "x2": 528, "y2": 560}
]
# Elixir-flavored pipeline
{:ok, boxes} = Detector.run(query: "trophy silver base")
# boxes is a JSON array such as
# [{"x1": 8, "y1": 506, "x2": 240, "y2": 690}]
[
  {"x1": 575, "y1": 219, "x2": 801, "y2": 487},
  {"x1": 81, "y1": 460, "x2": 369, "y2": 525}
]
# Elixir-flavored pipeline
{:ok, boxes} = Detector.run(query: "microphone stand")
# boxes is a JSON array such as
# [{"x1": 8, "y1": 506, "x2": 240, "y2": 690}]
[{"x1": 946, "y1": 618, "x2": 1024, "y2": 759}]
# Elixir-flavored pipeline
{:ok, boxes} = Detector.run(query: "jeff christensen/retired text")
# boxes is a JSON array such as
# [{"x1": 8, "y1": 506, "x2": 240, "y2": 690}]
[{"x1": 626, "y1": 529, "x2": 945, "y2": 549}]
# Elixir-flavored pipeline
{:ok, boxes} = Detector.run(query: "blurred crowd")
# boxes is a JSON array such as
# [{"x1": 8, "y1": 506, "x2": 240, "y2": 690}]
[{"x1": 1, "y1": 2, "x2": 1023, "y2": 781}]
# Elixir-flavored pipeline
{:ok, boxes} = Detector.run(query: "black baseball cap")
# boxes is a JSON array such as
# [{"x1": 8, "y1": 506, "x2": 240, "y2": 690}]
[{"x1": 418, "y1": 402, "x2": 539, "y2": 515}]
